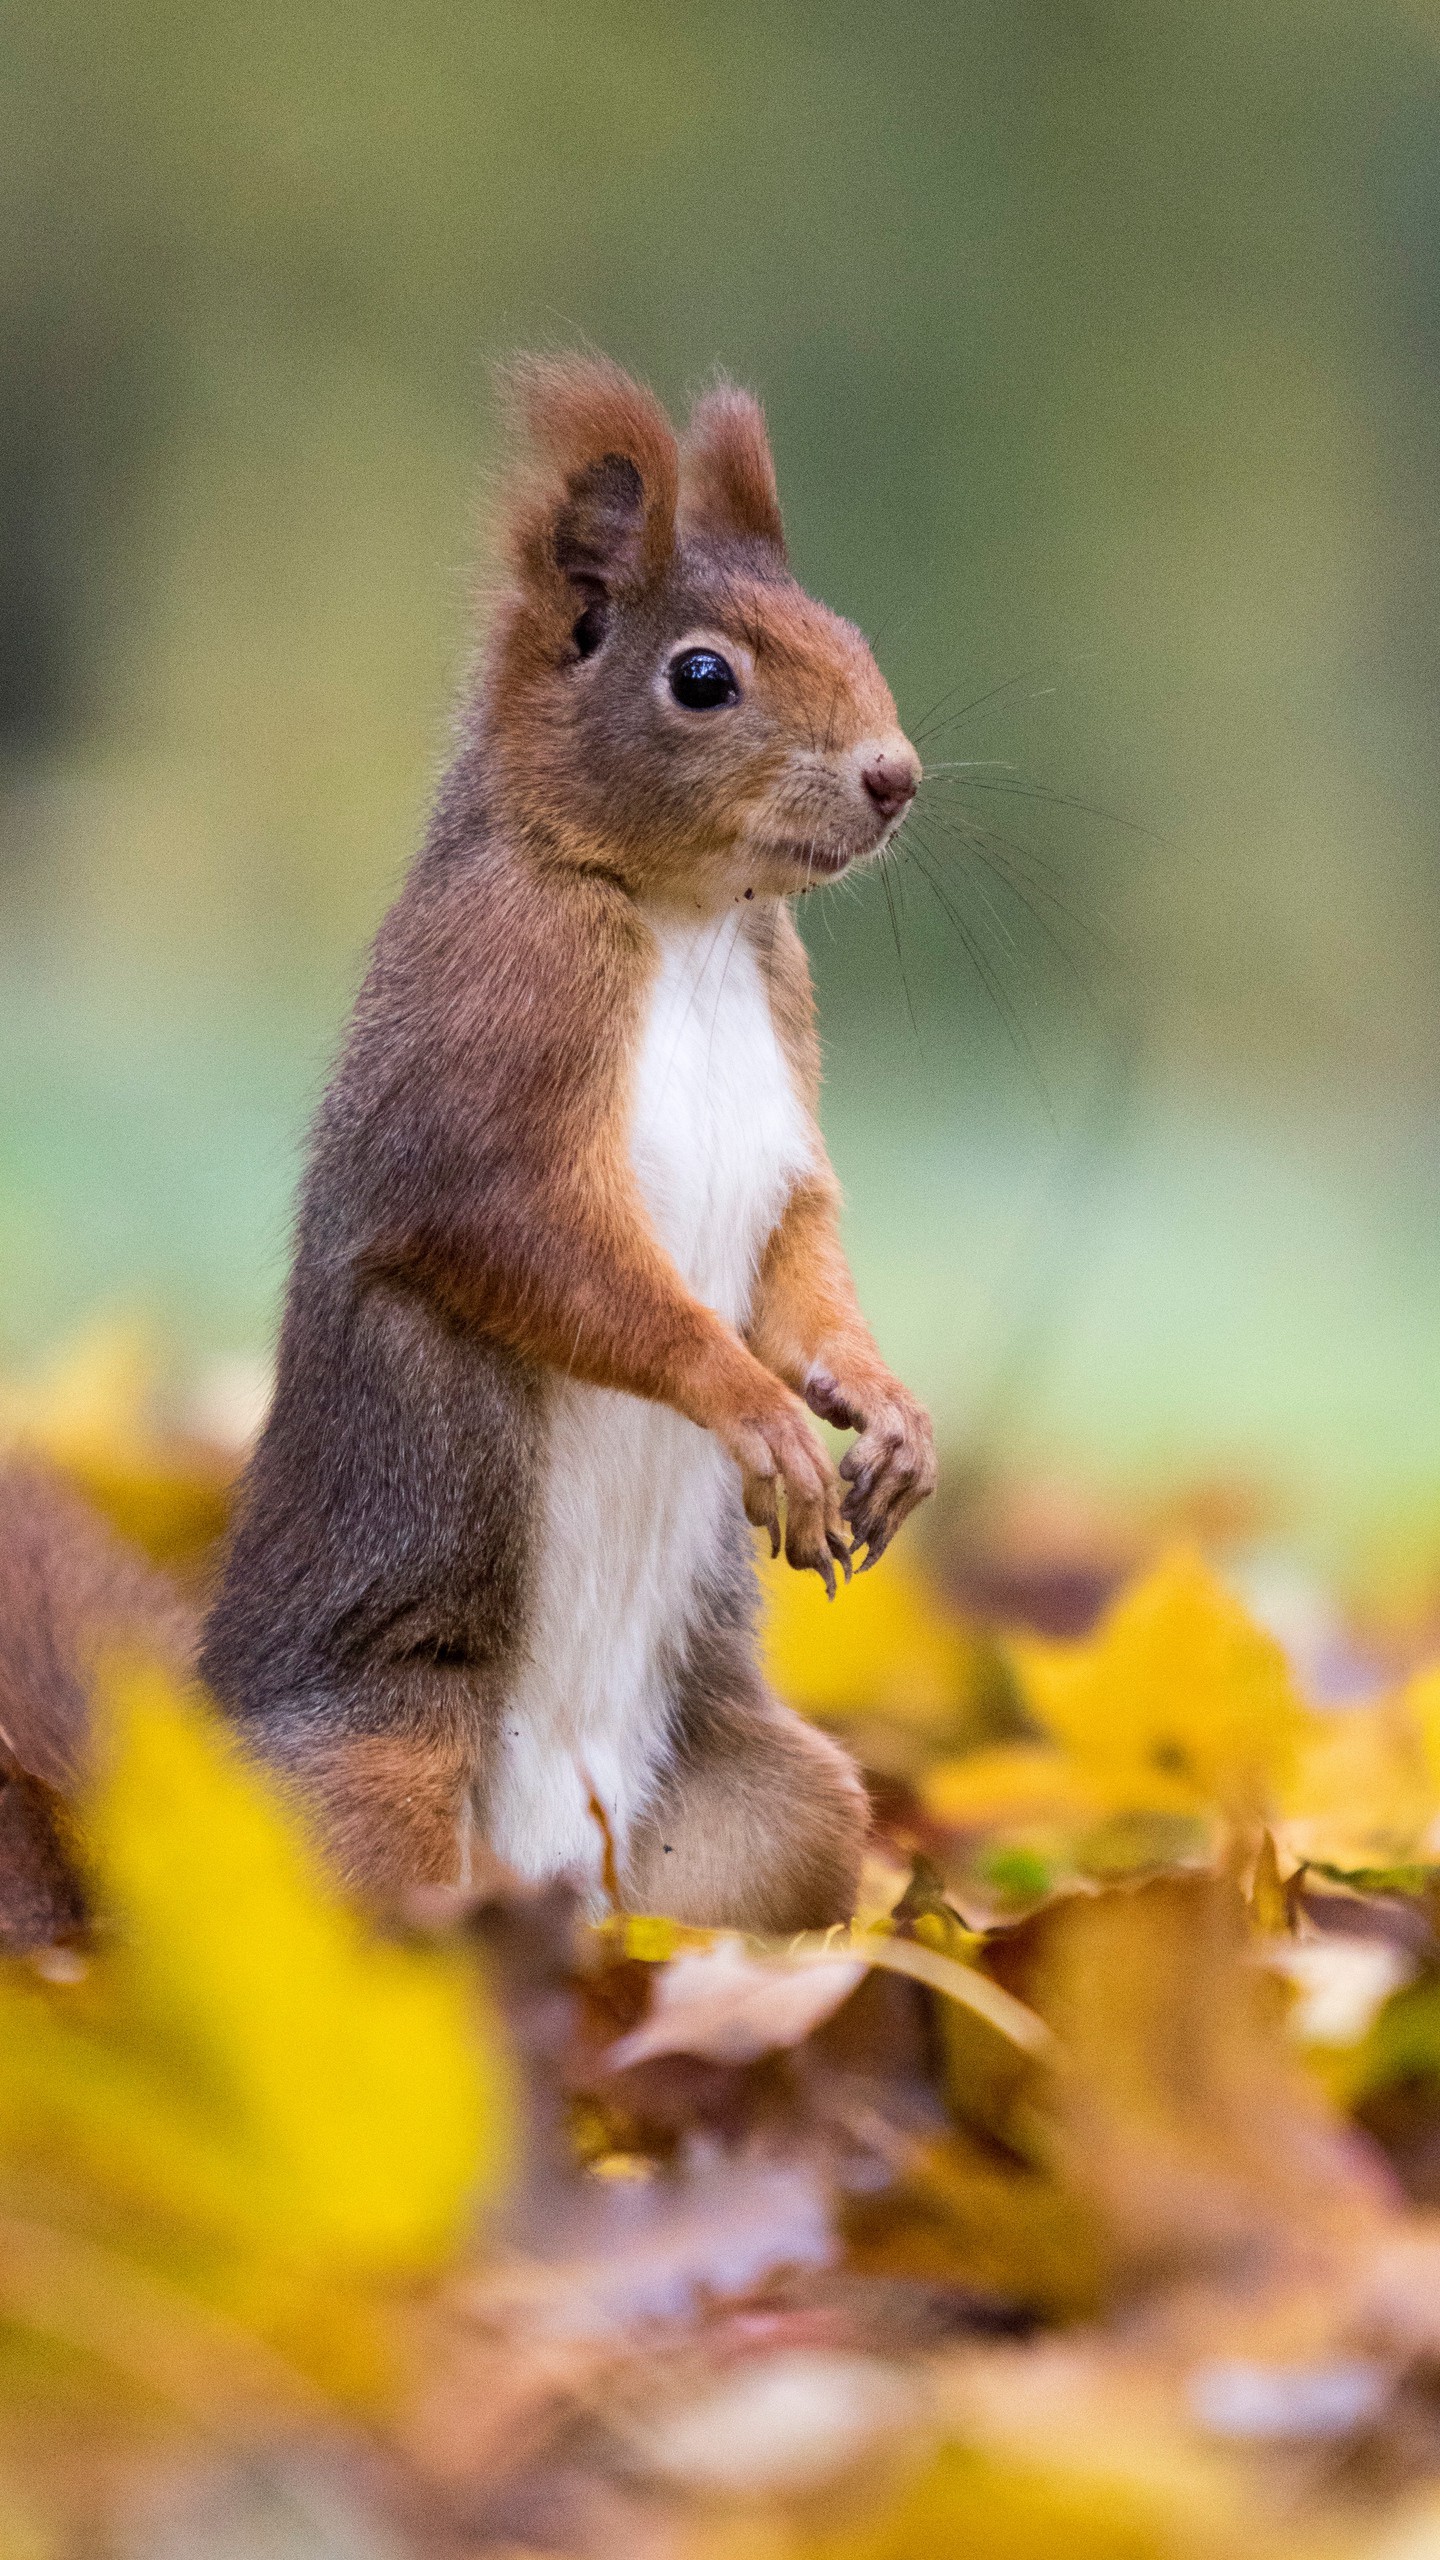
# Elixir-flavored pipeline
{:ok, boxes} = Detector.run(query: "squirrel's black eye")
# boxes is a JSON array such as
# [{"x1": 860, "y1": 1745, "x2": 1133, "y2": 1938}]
[
  {"x1": 668, "y1": 647, "x2": 739, "y2": 710},
  {"x1": 572, "y1": 603, "x2": 608, "y2": 659}
]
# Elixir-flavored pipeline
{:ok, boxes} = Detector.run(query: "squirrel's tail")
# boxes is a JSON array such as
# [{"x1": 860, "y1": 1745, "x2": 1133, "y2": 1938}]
[{"x1": 0, "y1": 1458, "x2": 198, "y2": 1949}]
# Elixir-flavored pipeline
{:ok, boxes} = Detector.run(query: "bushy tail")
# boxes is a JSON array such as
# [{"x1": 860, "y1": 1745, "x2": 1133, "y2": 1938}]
[{"x1": 0, "y1": 1458, "x2": 197, "y2": 1949}]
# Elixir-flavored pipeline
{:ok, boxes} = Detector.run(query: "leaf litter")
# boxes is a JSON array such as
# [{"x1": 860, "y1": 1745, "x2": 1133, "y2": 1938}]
[{"x1": 9, "y1": 1346, "x2": 1440, "y2": 2551}]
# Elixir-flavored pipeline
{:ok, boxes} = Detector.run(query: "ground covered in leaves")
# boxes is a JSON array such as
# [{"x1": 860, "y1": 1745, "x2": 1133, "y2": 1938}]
[{"x1": 8, "y1": 1328, "x2": 1440, "y2": 2557}]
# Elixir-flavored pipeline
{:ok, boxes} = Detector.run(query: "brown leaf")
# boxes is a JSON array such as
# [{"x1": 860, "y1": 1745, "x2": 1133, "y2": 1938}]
[
  {"x1": 605, "y1": 1942, "x2": 869, "y2": 2071},
  {"x1": 1030, "y1": 1876, "x2": 1394, "y2": 2288}
]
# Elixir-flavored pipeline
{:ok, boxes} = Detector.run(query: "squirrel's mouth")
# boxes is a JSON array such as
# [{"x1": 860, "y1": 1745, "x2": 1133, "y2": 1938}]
[
  {"x1": 765, "y1": 838, "x2": 862, "y2": 880},
  {"x1": 755, "y1": 804, "x2": 900, "y2": 881}
]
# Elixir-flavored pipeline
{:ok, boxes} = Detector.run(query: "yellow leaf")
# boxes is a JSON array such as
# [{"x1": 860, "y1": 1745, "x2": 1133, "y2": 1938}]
[
  {"x1": 801, "y1": 2440, "x2": 1173, "y2": 2560},
  {"x1": 0, "y1": 1663, "x2": 510, "y2": 2354},
  {"x1": 616, "y1": 1914, "x2": 718, "y2": 1963},
  {"x1": 1246, "y1": 1827, "x2": 1291, "y2": 1933},
  {"x1": 1404, "y1": 1661, "x2": 1440, "y2": 1808},
  {"x1": 922, "y1": 1744, "x2": 1215, "y2": 1911},
  {"x1": 1281, "y1": 1687, "x2": 1437, "y2": 1879},
  {"x1": 1010, "y1": 1549, "x2": 1309, "y2": 1817},
  {"x1": 924, "y1": 1746, "x2": 1108, "y2": 1834},
  {"x1": 0, "y1": 1318, "x2": 158, "y2": 1457},
  {"x1": 851, "y1": 1846, "x2": 912, "y2": 1930},
  {"x1": 761, "y1": 1548, "x2": 975, "y2": 1733},
  {"x1": 0, "y1": 1320, "x2": 232, "y2": 1565}
]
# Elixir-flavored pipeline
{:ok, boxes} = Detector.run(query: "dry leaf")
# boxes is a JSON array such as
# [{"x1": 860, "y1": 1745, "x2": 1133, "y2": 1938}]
[
  {"x1": 1030, "y1": 1876, "x2": 1390, "y2": 2286},
  {"x1": 606, "y1": 1940, "x2": 868, "y2": 2069}
]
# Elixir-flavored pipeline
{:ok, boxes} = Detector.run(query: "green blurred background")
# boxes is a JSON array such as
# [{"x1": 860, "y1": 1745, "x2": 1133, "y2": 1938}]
[{"x1": 2, "y1": 0, "x2": 1438, "y2": 1557}]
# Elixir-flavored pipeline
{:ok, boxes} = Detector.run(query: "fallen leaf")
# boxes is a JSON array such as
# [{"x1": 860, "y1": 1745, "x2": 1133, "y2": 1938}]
[
  {"x1": 762, "y1": 1550, "x2": 977, "y2": 1739},
  {"x1": 795, "y1": 2435, "x2": 1183, "y2": 2560},
  {"x1": 606, "y1": 1940, "x2": 868, "y2": 2070},
  {"x1": 1011, "y1": 1549, "x2": 1311, "y2": 1821},
  {"x1": 1029, "y1": 1876, "x2": 1391, "y2": 2287},
  {"x1": 1282, "y1": 1687, "x2": 1438, "y2": 1878},
  {"x1": 0, "y1": 1660, "x2": 511, "y2": 2386},
  {"x1": 0, "y1": 1321, "x2": 234, "y2": 1567}
]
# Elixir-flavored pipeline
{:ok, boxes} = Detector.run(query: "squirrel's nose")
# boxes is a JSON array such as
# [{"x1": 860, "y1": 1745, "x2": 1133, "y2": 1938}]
[{"x1": 860, "y1": 745, "x2": 920, "y2": 824}]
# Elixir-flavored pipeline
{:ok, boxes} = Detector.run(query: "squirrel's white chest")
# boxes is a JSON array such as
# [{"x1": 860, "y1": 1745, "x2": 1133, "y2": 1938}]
[
  {"x1": 628, "y1": 912, "x2": 813, "y2": 1314},
  {"x1": 487, "y1": 911, "x2": 813, "y2": 1895}
]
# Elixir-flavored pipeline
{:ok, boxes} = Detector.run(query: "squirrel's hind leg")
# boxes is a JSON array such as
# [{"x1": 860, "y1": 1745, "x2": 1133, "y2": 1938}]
[
  {"x1": 624, "y1": 1642, "x2": 868, "y2": 1936},
  {"x1": 257, "y1": 1716, "x2": 478, "y2": 1902}
]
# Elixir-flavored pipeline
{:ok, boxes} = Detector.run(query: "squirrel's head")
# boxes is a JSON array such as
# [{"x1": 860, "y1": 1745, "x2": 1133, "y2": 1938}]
[{"x1": 480, "y1": 355, "x2": 919, "y2": 907}]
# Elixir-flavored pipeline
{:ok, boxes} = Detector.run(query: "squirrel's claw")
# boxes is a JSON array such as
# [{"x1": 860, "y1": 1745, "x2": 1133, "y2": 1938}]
[
  {"x1": 735, "y1": 1393, "x2": 852, "y2": 1590},
  {"x1": 837, "y1": 1392, "x2": 937, "y2": 1570}
]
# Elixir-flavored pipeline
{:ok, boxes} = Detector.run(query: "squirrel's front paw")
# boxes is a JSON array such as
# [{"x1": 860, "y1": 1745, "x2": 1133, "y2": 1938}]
[
  {"x1": 726, "y1": 1398, "x2": 852, "y2": 1598},
  {"x1": 808, "y1": 1369, "x2": 936, "y2": 1570}
]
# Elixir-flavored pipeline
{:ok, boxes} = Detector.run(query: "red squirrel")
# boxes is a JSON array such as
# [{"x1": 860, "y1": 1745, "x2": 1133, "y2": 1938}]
[{"x1": 197, "y1": 356, "x2": 936, "y2": 1932}]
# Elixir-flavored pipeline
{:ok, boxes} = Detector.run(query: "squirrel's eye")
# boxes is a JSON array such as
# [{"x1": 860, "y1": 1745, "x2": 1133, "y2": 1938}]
[
  {"x1": 668, "y1": 647, "x2": 739, "y2": 711},
  {"x1": 572, "y1": 603, "x2": 608, "y2": 659}
]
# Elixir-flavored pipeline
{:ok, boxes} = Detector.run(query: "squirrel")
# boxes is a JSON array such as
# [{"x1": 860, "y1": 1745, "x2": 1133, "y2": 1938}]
[{"x1": 169, "y1": 355, "x2": 934, "y2": 1935}]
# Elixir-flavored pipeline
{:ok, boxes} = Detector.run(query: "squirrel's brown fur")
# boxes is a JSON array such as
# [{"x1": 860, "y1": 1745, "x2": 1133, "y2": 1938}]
[{"x1": 171, "y1": 356, "x2": 938, "y2": 1927}]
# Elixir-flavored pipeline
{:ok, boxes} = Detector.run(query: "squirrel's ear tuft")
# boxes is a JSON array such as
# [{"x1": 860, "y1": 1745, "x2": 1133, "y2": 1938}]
[
  {"x1": 680, "y1": 381, "x2": 786, "y2": 557},
  {"x1": 497, "y1": 354, "x2": 678, "y2": 605}
]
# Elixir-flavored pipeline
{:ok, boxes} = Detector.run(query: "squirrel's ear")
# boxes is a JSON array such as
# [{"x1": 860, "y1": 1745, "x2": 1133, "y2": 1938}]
[
  {"x1": 679, "y1": 382, "x2": 787, "y2": 557},
  {"x1": 498, "y1": 355, "x2": 678, "y2": 607}
]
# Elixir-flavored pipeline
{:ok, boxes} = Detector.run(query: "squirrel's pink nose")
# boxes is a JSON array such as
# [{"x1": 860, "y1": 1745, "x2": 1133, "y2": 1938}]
[{"x1": 861, "y1": 746, "x2": 920, "y2": 824}]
